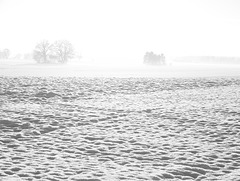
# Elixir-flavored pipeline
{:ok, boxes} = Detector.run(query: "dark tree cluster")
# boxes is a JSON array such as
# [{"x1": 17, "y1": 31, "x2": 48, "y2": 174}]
[
  {"x1": 0, "y1": 49, "x2": 10, "y2": 59},
  {"x1": 33, "y1": 40, "x2": 74, "y2": 63},
  {"x1": 144, "y1": 52, "x2": 165, "y2": 65}
]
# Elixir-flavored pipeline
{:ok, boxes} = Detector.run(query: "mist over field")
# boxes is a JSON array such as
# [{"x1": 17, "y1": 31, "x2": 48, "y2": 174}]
[
  {"x1": 2, "y1": 48, "x2": 240, "y2": 78},
  {"x1": 1, "y1": 56, "x2": 240, "y2": 77}
]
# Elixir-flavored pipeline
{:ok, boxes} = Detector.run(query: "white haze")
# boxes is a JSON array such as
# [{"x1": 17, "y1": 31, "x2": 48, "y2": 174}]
[
  {"x1": 1, "y1": 0, "x2": 240, "y2": 79},
  {"x1": 1, "y1": 58, "x2": 240, "y2": 77},
  {"x1": 1, "y1": 0, "x2": 240, "y2": 63}
]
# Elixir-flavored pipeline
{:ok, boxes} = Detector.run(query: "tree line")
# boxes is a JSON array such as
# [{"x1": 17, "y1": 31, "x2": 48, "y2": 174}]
[
  {"x1": 33, "y1": 40, "x2": 74, "y2": 63},
  {"x1": 143, "y1": 51, "x2": 166, "y2": 65}
]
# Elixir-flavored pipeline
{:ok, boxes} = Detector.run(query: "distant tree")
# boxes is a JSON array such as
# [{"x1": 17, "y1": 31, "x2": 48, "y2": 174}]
[
  {"x1": 160, "y1": 53, "x2": 166, "y2": 65},
  {"x1": 3, "y1": 49, "x2": 10, "y2": 59},
  {"x1": 0, "y1": 49, "x2": 10, "y2": 59},
  {"x1": 52, "y1": 40, "x2": 74, "y2": 63},
  {"x1": 143, "y1": 51, "x2": 165, "y2": 65},
  {"x1": 33, "y1": 40, "x2": 52, "y2": 63}
]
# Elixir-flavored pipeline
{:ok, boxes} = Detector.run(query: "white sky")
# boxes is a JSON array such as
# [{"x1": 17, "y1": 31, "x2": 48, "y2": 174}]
[{"x1": 1, "y1": 0, "x2": 240, "y2": 62}]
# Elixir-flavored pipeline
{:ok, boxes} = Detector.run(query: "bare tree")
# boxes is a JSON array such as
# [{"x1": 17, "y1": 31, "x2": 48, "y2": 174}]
[
  {"x1": 33, "y1": 40, "x2": 52, "y2": 63},
  {"x1": 0, "y1": 49, "x2": 10, "y2": 59},
  {"x1": 3, "y1": 49, "x2": 10, "y2": 59},
  {"x1": 52, "y1": 40, "x2": 74, "y2": 63}
]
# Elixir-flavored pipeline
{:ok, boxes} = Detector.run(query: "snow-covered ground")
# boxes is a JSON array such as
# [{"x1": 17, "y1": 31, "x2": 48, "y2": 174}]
[
  {"x1": 1, "y1": 59, "x2": 240, "y2": 77},
  {"x1": 1, "y1": 76, "x2": 240, "y2": 180},
  {"x1": 1, "y1": 59, "x2": 240, "y2": 180}
]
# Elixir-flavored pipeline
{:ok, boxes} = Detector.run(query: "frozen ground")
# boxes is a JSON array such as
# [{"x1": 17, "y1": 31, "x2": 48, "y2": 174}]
[{"x1": 0, "y1": 76, "x2": 240, "y2": 180}]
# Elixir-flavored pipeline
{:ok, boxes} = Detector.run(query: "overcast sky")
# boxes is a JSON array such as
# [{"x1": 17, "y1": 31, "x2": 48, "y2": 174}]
[{"x1": 0, "y1": 0, "x2": 240, "y2": 62}]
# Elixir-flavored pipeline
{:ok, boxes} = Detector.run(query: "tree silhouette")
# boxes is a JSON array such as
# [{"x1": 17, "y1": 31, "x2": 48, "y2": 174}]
[
  {"x1": 52, "y1": 40, "x2": 74, "y2": 63},
  {"x1": 3, "y1": 49, "x2": 10, "y2": 59},
  {"x1": 33, "y1": 40, "x2": 52, "y2": 63},
  {"x1": 144, "y1": 52, "x2": 165, "y2": 65},
  {"x1": 0, "y1": 49, "x2": 10, "y2": 59}
]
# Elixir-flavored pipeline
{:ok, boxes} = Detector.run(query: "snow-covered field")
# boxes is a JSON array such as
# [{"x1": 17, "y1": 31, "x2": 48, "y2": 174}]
[
  {"x1": 1, "y1": 59, "x2": 240, "y2": 78},
  {"x1": 1, "y1": 61, "x2": 240, "y2": 180}
]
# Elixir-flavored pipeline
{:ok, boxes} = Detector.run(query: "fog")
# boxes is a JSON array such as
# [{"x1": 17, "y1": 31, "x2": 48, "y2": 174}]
[
  {"x1": 0, "y1": 58, "x2": 240, "y2": 78},
  {"x1": 1, "y1": 0, "x2": 240, "y2": 77}
]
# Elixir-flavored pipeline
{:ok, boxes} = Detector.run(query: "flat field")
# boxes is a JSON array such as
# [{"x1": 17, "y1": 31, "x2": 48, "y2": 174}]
[{"x1": 0, "y1": 76, "x2": 240, "y2": 180}]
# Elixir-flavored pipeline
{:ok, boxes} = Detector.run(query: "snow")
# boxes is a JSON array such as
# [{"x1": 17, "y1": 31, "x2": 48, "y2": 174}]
[{"x1": 1, "y1": 59, "x2": 240, "y2": 78}]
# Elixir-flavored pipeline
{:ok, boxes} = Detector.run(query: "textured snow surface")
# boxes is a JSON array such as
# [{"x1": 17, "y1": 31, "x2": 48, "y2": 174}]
[{"x1": 0, "y1": 77, "x2": 240, "y2": 180}]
